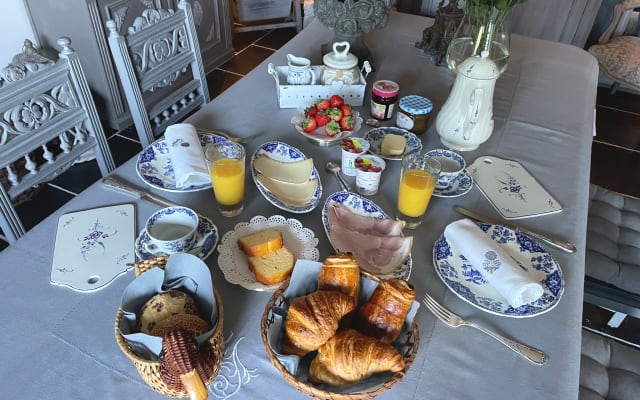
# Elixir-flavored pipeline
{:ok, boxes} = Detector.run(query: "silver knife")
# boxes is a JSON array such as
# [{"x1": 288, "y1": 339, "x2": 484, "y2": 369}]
[
  {"x1": 102, "y1": 176, "x2": 176, "y2": 208},
  {"x1": 454, "y1": 205, "x2": 577, "y2": 254}
]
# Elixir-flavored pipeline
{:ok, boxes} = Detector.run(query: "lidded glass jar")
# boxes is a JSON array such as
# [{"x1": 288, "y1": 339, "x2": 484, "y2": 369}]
[
  {"x1": 396, "y1": 95, "x2": 433, "y2": 135},
  {"x1": 370, "y1": 80, "x2": 399, "y2": 121},
  {"x1": 321, "y1": 41, "x2": 360, "y2": 85}
]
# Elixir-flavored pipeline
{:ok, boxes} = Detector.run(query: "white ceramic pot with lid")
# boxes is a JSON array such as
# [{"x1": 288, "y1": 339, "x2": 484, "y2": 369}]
[{"x1": 321, "y1": 41, "x2": 360, "y2": 85}]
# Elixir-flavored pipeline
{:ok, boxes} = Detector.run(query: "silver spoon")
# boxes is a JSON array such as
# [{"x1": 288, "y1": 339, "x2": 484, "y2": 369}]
[{"x1": 325, "y1": 162, "x2": 351, "y2": 192}]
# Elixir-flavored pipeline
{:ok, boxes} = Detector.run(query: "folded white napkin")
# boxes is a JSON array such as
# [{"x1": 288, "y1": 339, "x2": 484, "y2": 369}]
[
  {"x1": 164, "y1": 123, "x2": 210, "y2": 188},
  {"x1": 444, "y1": 218, "x2": 544, "y2": 308}
]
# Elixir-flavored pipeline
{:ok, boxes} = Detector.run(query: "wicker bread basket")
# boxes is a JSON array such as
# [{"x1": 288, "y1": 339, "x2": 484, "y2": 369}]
[
  {"x1": 115, "y1": 256, "x2": 224, "y2": 398},
  {"x1": 260, "y1": 275, "x2": 420, "y2": 400}
]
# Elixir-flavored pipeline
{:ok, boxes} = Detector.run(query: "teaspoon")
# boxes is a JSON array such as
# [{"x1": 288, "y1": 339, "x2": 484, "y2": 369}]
[{"x1": 325, "y1": 162, "x2": 351, "y2": 192}]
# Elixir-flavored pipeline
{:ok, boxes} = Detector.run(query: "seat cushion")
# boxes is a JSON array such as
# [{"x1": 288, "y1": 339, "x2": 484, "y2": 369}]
[
  {"x1": 589, "y1": 36, "x2": 640, "y2": 91},
  {"x1": 586, "y1": 184, "x2": 640, "y2": 294},
  {"x1": 580, "y1": 329, "x2": 640, "y2": 400}
]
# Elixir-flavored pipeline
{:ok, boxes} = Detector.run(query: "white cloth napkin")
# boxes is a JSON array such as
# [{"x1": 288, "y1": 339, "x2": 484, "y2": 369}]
[
  {"x1": 444, "y1": 218, "x2": 544, "y2": 308},
  {"x1": 164, "y1": 123, "x2": 210, "y2": 188}
]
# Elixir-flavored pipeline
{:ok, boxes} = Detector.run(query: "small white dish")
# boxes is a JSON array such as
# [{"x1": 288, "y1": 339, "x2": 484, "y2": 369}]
[
  {"x1": 322, "y1": 191, "x2": 412, "y2": 280},
  {"x1": 217, "y1": 215, "x2": 320, "y2": 291},
  {"x1": 136, "y1": 132, "x2": 227, "y2": 193},
  {"x1": 432, "y1": 220, "x2": 564, "y2": 318},
  {"x1": 291, "y1": 110, "x2": 363, "y2": 147},
  {"x1": 135, "y1": 215, "x2": 218, "y2": 260},
  {"x1": 363, "y1": 127, "x2": 422, "y2": 160},
  {"x1": 251, "y1": 141, "x2": 322, "y2": 214},
  {"x1": 432, "y1": 169, "x2": 474, "y2": 198}
]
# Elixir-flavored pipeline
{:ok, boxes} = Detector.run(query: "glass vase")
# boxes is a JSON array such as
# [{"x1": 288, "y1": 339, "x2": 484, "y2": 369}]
[{"x1": 446, "y1": 7, "x2": 512, "y2": 74}]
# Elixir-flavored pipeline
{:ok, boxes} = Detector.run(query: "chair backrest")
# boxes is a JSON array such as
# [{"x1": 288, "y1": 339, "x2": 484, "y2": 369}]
[
  {"x1": 0, "y1": 37, "x2": 115, "y2": 244},
  {"x1": 106, "y1": 0, "x2": 210, "y2": 148},
  {"x1": 597, "y1": 0, "x2": 640, "y2": 43}
]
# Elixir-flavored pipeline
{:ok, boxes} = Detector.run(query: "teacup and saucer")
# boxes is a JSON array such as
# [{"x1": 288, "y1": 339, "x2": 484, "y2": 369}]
[{"x1": 425, "y1": 149, "x2": 474, "y2": 198}]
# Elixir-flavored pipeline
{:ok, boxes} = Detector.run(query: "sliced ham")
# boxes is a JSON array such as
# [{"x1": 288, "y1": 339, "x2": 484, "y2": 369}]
[{"x1": 327, "y1": 204, "x2": 405, "y2": 236}]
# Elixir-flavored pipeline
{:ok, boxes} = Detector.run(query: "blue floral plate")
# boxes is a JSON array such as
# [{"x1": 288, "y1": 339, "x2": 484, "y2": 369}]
[
  {"x1": 136, "y1": 133, "x2": 228, "y2": 192},
  {"x1": 432, "y1": 169, "x2": 474, "y2": 198},
  {"x1": 433, "y1": 220, "x2": 564, "y2": 318},
  {"x1": 362, "y1": 127, "x2": 422, "y2": 160}
]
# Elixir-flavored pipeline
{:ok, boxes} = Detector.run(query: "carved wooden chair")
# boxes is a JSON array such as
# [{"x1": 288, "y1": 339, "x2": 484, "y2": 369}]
[
  {"x1": 0, "y1": 37, "x2": 115, "y2": 244},
  {"x1": 106, "y1": 0, "x2": 210, "y2": 148},
  {"x1": 588, "y1": 0, "x2": 640, "y2": 93}
]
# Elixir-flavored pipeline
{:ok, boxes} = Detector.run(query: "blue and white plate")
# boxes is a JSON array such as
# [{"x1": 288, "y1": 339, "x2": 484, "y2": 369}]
[
  {"x1": 433, "y1": 221, "x2": 564, "y2": 318},
  {"x1": 135, "y1": 215, "x2": 218, "y2": 261},
  {"x1": 251, "y1": 141, "x2": 322, "y2": 214},
  {"x1": 362, "y1": 127, "x2": 422, "y2": 160},
  {"x1": 432, "y1": 169, "x2": 474, "y2": 198},
  {"x1": 322, "y1": 191, "x2": 412, "y2": 280},
  {"x1": 136, "y1": 133, "x2": 228, "y2": 192}
]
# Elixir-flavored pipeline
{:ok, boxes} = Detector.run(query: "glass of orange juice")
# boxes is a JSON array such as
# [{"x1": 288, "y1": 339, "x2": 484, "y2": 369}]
[
  {"x1": 204, "y1": 141, "x2": 245, "y2": 217},
  {"x1": 396, "y1": 153, "x2": 441, "y2": 229}
]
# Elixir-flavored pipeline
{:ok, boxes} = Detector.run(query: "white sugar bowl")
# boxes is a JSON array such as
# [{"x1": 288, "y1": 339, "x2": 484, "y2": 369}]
[{"x1": 321, "y1": 41, "x2": 360, "y2": 85}]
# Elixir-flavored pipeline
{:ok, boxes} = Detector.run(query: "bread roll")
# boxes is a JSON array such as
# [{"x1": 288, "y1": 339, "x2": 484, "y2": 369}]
[
  {"x1": 237, "y1": 228, "x2": 283, "y2": 257},
  {"x1": 317, "y1": 252, "x2": 360, "y2": 299},
  {"x1": 138, "y1": 290, "x2": 200, "y2": 334},
  {"x1": 150, "y1": 313, "x2": 211, "y2": 338},
  {"x1": 357, "y1": 278, "x2": 416, "y2": 344}
]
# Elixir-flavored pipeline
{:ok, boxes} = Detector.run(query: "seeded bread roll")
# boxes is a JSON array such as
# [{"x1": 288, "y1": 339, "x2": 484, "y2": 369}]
[
  {"x1": 248, "y1": 246, "x2": 295, "y2": 285},
  {"x1": 150, "y1": 313, "x2": 211, "y2": 338},
  {"x1": 137, "y1": 290, "x2": 200, "y2": 334},
  {"x1": 237, "y1": 228, "x2": 283, "y2": 257}
]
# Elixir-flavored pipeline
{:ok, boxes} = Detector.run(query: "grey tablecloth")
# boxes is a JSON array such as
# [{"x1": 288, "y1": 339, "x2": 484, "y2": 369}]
[{"x1": 0, "y1": 11, "x2": 597, "y2": 400}]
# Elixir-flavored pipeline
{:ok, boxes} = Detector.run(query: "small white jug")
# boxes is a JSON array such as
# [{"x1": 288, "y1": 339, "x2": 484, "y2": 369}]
[{"x1": 286, "y1": 54, "x2": 316, "y2": 85}]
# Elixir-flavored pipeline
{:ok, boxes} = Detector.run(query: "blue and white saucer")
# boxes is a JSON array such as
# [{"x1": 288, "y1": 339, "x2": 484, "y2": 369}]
[
  {"x1": 433, "y1": 170, "x2": 474, "y2": 198},
  {"x1": 135, "y1": 215, "x2": 218, "y2": 260}
]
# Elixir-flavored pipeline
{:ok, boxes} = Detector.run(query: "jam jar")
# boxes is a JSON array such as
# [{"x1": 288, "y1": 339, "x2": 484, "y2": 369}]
[
  {"x1": 370, "y1": 80, "x2": 399, "y2": 121},
  {"x1": 396, "y1": 95, "x2": 433, "y2": 134}
]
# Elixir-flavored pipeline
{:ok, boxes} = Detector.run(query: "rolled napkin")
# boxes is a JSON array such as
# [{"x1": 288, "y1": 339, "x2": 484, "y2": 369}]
[
  {"x1": 444, "y1": 218, "x2": 544, "y2": 308},
  {"x1": 164, "y1": 123, "x2": 210, "y2": 188}
]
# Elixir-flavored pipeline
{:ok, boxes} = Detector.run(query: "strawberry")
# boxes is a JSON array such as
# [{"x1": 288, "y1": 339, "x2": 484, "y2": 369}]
[
  {"x1": 325, "y1": 120, "x2": 341, "y2": 137},
  {"x1": 305, "y1": 105, "x2": 318, "y2": 117},
  {"x1": 327, "y1": 107, "x2": 343, "y2": 121},
  {"x1": 340, "y1": 103, "x2": 352, "y2": 117},
  {"x1": 339, "y1": 115, "x2": 355, "y2": 131},
  {"x1": 316, "y1": 99, "x2": 330, "y2": 111},
  {"x1": 315, "y1": 112, "x2": 331, "y2": 127},
  {"x1": 302, "y1": 116, "x2": 317, "y2": 133},
  {"x1": 329, "y1": 95, "x2": 344, "y2": 108}
]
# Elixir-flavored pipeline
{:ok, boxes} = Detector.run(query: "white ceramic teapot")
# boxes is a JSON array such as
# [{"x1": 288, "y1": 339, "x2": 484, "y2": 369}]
[{"x1": 435, "y1": 51, "x2": 499, "y2": 151}]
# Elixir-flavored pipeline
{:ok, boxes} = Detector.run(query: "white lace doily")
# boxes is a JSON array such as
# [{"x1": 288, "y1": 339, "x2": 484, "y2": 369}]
[{"x1": 217, "y1": 215, "x2": 319, "y2": 291}]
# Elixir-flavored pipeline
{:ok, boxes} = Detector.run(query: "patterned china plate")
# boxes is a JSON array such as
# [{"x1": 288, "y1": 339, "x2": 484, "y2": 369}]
[
  {"x1": 322, "y1": 191, "x2": 412, "y2": 280},
  {"x1": 135, "y1": 215, "x2": 218, "y2": 261},
  {"x1": 136, "y1": 133, "x2": 227, "y2": 193},
  {"x1": 432, "y1": 169, "x2": 474, "y2": 198},
  {"x1": 217, "y1": 215, "x2": 320, "y2": 291},
  {"x1": 433, "y1": 221, "x2": 564, "y2": 317},
  {"x1": 363, "y1": 127, "x2": 422, "y2": 160},
  {"x1": 291, "y1": 110, "x2": 363, "y2": 147},
  {"x1": 251, "y1": 141, "x2": 322, "y2": 214}
]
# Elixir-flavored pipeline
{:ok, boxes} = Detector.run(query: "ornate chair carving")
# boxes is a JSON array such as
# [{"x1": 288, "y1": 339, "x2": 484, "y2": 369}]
[
  {"x1": 106, "y1": 0, "x2": 210, "y2": 148},
  {"x1": 0, "y1": 37, "x2": 115, "y2": 244},
  {"x1": 588, "y1": 0, "x2": 640, "y2": 93}
]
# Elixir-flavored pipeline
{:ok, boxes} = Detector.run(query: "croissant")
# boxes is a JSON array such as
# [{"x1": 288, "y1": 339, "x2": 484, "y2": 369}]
[
  {"x1": 357, "y1": 278, "x2": 416, "y2": 344},
  {"x1": 281, "y1": 290, "x2": 357, "y2": 356},
  {"x1": 309, "y1": 329, "x2": 405, "y2": 387},
  {"x1": 317, "y1": 253, "x2": 360, "y2": 299}
]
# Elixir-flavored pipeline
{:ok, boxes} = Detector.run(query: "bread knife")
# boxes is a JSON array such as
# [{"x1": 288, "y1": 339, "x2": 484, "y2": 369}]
[
  {"x1": 454, "y1": 205, "x2": 577, "y2": 254},
  {"x1": 102, "y1": 176, "x2": 176, "y2": 208}
]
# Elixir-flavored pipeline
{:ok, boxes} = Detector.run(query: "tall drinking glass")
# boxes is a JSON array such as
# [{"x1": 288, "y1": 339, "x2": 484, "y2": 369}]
[
  {"x1": 204, "y1": 141, "x2": 245, "y2": 217},
  {"x1": 396, "y1": 153, "x2": 441, "y2": 229}
]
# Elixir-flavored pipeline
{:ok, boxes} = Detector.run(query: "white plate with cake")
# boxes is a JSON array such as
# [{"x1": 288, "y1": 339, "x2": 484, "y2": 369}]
[{"x1": 217, "y1": 215, "x2": 320, "y2": 291}]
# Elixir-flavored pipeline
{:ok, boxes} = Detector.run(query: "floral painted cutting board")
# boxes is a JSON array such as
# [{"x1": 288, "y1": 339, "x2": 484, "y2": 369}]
[
  {"x1": 467, "y1": 156, "x2": 563, "y2": 220},
  {"x1": 50, "y1": 204, "x2": 135, "y2": 292}
]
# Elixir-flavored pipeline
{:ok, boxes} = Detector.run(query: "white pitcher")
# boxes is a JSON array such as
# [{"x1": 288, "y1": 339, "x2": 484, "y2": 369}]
[
  {"x1": 436, "y1": 51, "x2": 499, "y2": 151},
  {"x1": 286, "y1": 54, "x2": 316, "y2": 85}
]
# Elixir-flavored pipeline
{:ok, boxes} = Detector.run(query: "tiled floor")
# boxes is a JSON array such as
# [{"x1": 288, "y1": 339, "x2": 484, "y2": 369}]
[{"x1": 2, "y1": 26, "x2": 639, "y2": 345}]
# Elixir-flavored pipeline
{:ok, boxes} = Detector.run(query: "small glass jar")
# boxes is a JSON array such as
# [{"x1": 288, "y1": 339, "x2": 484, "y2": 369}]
[
  {"x1": 396, "y1": 95, "x2": 433, "y2": 135},
  {"x1": 370, "y1": 80, "x2": 399, "y2": 121}
]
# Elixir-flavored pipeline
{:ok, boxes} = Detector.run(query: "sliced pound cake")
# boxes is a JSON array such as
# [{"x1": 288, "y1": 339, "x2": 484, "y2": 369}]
[{"x1": 248, "y1": 246, "x2": 295, "y2": 285}]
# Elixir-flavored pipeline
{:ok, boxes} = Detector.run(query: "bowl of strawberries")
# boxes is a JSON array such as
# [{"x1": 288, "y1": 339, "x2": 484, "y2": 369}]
[{"x1": 291, "y1": 94, "x2": 363, "y2": 147}]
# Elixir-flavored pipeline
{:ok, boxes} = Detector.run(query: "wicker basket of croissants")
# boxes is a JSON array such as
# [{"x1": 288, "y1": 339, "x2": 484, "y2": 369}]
[
  {"x1": 260, "y1": 253, "x2": 420, "y2": 399},
  {"x1": 115, "y1": 256, "x2": 224, "y2": 399}
]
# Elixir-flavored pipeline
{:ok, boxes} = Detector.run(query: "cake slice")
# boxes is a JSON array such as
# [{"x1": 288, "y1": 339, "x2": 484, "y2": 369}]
[
  {"x1": 248, "y1": 246, "x2": 295, "y2": 285},
  {"x1": 237, "y1": 228, "x2": 283, "y2": 257}
]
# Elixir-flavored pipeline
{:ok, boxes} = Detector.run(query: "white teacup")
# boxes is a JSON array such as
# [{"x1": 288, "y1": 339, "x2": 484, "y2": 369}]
[
  {"x1": 425, "y1": 149, "x2": 466, "y2": 190},
  {"x1": 143, "y1": 206, "x2": 199, "y2": 256}
]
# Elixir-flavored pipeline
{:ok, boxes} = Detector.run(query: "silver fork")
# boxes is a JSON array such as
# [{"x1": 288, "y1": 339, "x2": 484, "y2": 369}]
[
  {"x1": 195, "y1": 127, "x2": 264, "y2": 144},
  {"x1": 422, "y1": 293, "x2": 548, "y2": 365}
]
